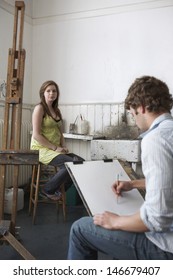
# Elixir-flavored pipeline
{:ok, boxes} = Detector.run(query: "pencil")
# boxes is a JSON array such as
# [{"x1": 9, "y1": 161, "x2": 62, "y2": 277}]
[{"x1": 117, "y1": 174, "x2": 119, "y2": 204}]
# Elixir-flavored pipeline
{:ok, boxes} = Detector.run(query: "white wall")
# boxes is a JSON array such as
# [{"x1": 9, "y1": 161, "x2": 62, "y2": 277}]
[
  {"x1": 31, "y1": 0, "x2": 173, "y2": 104},
  {"x1": 1, "y1": 0, "x2": 173, "y2": 105}
]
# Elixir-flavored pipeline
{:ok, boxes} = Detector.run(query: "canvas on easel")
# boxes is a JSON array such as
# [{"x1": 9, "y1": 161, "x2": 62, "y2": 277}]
[{"x1": 65, "y1": 160, "x2": 144, "y2": 216}]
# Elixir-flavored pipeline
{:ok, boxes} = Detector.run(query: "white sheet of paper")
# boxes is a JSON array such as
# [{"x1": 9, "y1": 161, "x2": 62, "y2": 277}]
[{"x1": 65, "y1": 160, "x2": 144, "y2": 216}]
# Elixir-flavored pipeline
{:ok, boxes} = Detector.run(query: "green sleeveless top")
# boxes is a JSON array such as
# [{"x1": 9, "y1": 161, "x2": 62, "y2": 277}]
[{"x1": 30, "y1": 114, "x2": 63, "y2": 165}]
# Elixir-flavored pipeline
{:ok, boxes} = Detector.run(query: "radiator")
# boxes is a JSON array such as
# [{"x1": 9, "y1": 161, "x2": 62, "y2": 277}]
[{"x1": 0, "y1": 119, "x2": 32, "y2": 188}]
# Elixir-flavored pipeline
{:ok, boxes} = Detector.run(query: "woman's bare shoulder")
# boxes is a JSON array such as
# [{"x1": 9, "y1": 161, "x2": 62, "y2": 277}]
[
  {"x1": 33, "y1": 104, "x2": 45, "y2": 119},
  {"x1": 33, "y1": 103, "x2": 44, "y2": 112}
]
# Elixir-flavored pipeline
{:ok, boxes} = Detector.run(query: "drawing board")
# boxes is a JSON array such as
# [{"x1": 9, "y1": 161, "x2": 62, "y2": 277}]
[{"x1": 65, "y1": 160, "x2": 144, "y2": 216}]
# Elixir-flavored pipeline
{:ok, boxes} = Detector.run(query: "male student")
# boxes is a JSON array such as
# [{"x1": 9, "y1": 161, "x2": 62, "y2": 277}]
[{"x1": 67, "y1": 76, "x2": 173, "y2": 260}]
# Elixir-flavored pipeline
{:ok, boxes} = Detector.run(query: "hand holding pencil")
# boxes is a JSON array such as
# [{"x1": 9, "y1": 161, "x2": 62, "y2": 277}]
[{"x1": 111, "y1": 175, "x2": 133, "y2": 199}]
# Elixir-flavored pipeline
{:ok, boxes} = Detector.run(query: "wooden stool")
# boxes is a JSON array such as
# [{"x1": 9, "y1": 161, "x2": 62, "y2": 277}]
[{"x1": 29, "y1": 163, "x2": 66, "y2": 224}]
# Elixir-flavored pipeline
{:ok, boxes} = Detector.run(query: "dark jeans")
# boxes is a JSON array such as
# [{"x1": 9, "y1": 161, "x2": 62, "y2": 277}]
[
  {"x1": 44, "y1": 153, "x2": 84, "y2": 194},
  {"x1": 67, "y1": 216, "x2": 173, "y2": 260}
]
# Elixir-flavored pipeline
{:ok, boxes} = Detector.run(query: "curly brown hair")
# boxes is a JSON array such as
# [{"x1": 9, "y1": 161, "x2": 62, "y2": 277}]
[
  {"x1": 39, "y1": 80, "x2": 62, "y2": 119},
  {"x1": 125, "y1": 76, "x2": 173, "y2": 114}
]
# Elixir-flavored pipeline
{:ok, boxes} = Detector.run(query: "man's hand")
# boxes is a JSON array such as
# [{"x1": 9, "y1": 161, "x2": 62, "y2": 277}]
[
  {"x1": 93, "y1": 211, "x2": 148, "y2": 232},
  {"x1": 112, "y1": 180, "x2": 133, "y2": 197},
  {"x1": 93, "y1": 211, "x2": 120, "y2": 230}
]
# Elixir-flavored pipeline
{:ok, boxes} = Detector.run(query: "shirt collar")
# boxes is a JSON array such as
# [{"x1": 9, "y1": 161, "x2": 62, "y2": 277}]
[{"x1": 139, "y1": 113, "x2": 173, "y2": 139}]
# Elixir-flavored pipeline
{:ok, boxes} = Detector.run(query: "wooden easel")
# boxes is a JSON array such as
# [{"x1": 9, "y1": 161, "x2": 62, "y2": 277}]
[{"x1": 0, "y1": 1, "x2": 36, "y2": 260}]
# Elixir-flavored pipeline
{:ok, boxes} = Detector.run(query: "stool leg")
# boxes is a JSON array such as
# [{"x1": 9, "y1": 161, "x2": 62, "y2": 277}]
[
  {"x1": 54, "y1": 166, "x2": 66, "y2": 220},
  {"x1": 30, "y1": 164, "x2": 67, "y2": 224},
  {"x1": 61, "y1": 184, "x2": 66, "y2": 221},
  {"x1": 29, "y1": 165, "x2": 36, "y2": 215},
  {"x1": 56, "y1": 184, "x2": 66, "y2": 221},
  {"x1": 32, "y1": 164, "x2": 41, "y2": 224}
]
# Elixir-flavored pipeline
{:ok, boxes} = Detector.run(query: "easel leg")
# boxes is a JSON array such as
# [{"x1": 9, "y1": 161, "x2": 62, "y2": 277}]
[
  {"x1": 4, "y1": 233, "x2": 35, "y2": 260},
  {"x1": 0, "y1": 165, "x2": 6, "y2": 220},
  {"x1": 10, "y1": 166, "x2": 19, "y2": 235},
  {"x1": 0, "y1": 220, "x2": 35, "y2": 260}
]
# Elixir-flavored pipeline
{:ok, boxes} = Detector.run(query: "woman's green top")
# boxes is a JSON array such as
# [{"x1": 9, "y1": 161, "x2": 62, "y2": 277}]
[{"x1": 30, "y1": 114, "x2": 63, "y2": 165}]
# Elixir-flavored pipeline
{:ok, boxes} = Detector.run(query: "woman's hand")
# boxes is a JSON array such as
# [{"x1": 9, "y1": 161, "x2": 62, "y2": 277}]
[
  {"x1": 61, "y1": 146, "x2": 69, "y2": 153},
  {"x1": 54, "y1": 146, "x2": 69, "y2": 153}
]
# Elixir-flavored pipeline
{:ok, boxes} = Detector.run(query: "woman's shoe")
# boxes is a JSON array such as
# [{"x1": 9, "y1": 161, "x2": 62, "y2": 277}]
[
  {"x1": 54, "y1": 191, "x2": 62, "y2": 199},
  {"x1": 41, "y1": 190, "x2": 62, "y2": 201}
]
